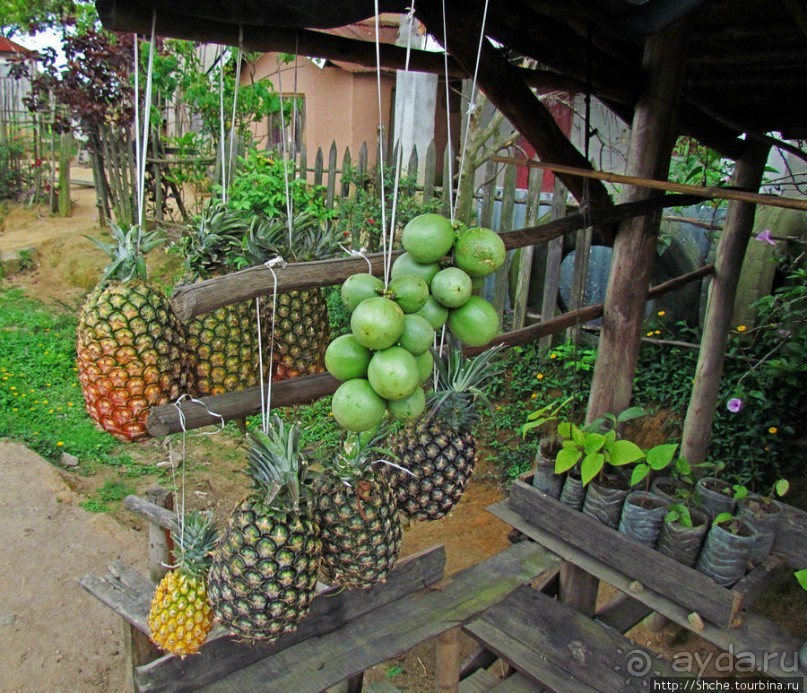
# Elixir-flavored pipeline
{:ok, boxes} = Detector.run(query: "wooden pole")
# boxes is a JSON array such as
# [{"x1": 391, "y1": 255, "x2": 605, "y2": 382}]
[
  {"x1": 58, "y1": 131, "x2": 72, "y2": 218},
  {"x1": 587, "y1": 18, "x2": 690, "y2": 422},
  {"x1": 490, "y1": 156, "x2": 807, "y2": 213},
  {"x1": 539, "y1": 180, "x2": 567, "y2": 350},
  {"x1": 435, "y1": 627, "x2": 461, "y2": 693},
  {"x1": 679, "y1": 140, "x2": 771, "y2": 467}
]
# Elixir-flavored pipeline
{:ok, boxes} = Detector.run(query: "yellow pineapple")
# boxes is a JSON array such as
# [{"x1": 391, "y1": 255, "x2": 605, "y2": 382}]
[{"x1": 148, "y1": 511, "x2": 218, "y2": 657}]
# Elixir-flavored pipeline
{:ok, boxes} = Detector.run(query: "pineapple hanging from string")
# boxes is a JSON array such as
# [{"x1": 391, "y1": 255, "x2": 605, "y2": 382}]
[
  {"x1": 386, "y1": 342, "x2": 505, "y2": 520},
  {"x1": 174, "y1": 201, "x2": 260, "y2": 396},
  {"x1": 148, "y1": 511, "x2": 218, "y2": 656},
  {"x1": 239, "y1": 212, "x2": 339, "y2": 381},
  {"x1": 207, "y1": 416, "x2": 322, "y2": 640},
  {"x1": 313, "y1": 428, "x2": 403, "y2": 589},
  {"x1": 76, "y1": 223, "x2": 193, "y2": 442}
]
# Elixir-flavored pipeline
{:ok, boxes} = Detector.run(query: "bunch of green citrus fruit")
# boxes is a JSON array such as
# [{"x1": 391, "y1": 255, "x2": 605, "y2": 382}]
[{"x1": 325, "y1": 213, "x2": 505, "y2": 432}]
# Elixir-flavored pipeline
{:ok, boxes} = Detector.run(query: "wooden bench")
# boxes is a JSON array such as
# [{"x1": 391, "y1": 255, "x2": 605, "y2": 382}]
[{"x1": 79, "y1": 492, "x2": 562, "y2": 692}]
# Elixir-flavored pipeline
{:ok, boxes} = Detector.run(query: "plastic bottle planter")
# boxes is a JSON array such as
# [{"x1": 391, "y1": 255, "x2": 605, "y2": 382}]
[
  {"x1": 657, "y1": 507, "x2": 709, "y2": 567},
  {"x1": 532, "y1": 448, "x2": 563, "y2": 499},
  {"x1": 582, "y1": 476, "x2": 628, "y2": 529},
  {"x1": 559, "y1": 472, "x2": 586, "y2": 510},
  {"x1": 737, "y1": 494, "x2": 782, "y2": 566},
  {"x1": 695, "y1": 518, "x2": 757, "y2": 587},
  {"x1": 695, "y1": 477, "x2": 737, "y2": 520},
  {"x1": 618, "y1": 491, "x2": 668, "y2": 546},
  {"x1": 650, "y1": 476, "x2": 689, "y2": 504}
]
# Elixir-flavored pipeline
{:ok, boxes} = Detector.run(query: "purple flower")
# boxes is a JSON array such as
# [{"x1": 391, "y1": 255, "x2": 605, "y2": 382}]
[
  {"x1": 755, "y1": 229, "x2": 776, "y2": 246},
  {"x1": 727, "y1": 397, "x2": 744, "y2": 413}
]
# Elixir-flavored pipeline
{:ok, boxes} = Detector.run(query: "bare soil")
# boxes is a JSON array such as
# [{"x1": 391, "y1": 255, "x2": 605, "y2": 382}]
[{"x1": 1, "y1": 186, "x2": 806, "y2": 691}]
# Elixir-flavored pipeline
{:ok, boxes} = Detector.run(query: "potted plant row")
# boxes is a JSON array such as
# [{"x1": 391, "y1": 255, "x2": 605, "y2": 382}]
[{"x1": 522, "y1": 402, "x2": 790, "y2": 588}]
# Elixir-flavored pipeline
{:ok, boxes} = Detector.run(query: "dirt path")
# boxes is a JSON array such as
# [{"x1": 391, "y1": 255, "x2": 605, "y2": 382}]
[{"x1": 0, "y1": 441, "x2": 148, "y2": 692}]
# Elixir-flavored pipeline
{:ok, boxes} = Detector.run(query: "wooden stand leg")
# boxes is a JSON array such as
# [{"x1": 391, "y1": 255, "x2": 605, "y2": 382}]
[
  {"x1": 145, "y1": 487, "x2": 173, "y2": 583},
  {"x1": 436, "y1": 627, "x2": 461, "y2": 692},
  {"x1": 122, "y1": 621, "x2": 161, "y2": 692},
  {"x1": 646, "y1": 613, "x2": 671, "y2": 633},
  {"x1": 559, "y1": 562, "x2": 599, "y2": 617}
]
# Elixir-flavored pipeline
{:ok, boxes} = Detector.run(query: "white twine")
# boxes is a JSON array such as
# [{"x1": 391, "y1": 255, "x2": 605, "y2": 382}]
[
  {"x1": 133, "y1": 34, "x2": 140, "y2": 223},
  {"x1": 275, "y1": 54, "x2": 295, "y2": 248},
  {"x1": 372, "y1": 1, "x2": 391, "y2": 287},
  {"x1": 218, "y1": 44, "x2": 227, "y2": 202},
  {"x1": 371, "y1": 457, "x2": 418, "y2": 478},
  {"x1": 136, "y1": 12, "x2": 157, "y2": 230},
  {"x1": 439, "y1": 0, "x2": 455, "y2": 223},
  {"x1": 224, "y1": 28, "x2": 244, "y2": 203},
  {"x1": 256, "y1": 259, "x2": 283, "y2": 434},
  {"x1": 339, "y1": 243, "x2": 373, "y2": 274}
]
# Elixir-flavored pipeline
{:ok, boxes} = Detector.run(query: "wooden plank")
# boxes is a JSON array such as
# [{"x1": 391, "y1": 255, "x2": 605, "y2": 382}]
[
  {"x1": 489, "y1": 503, "x2": 806, "y2": 680},
  {"x1": 79, "y1": 561, "x2": 155, "y2": 633},
  {"x1": 466, "y1": 585, "x2": 678, "y2": 690},
  {"x1": 595, "y1": 592, "x2": 653, "y2": 634},
  {"x1": 460, "y1": 668, "x2": 499, "y2": 693},
  {"x1": 144, "y1": 488, "x2": 174, "y2": 583},
  {"x1": 123, "y1": 494, "x2": 177, "y2": 532},
  {"x1": 190, "y1": 542, "x2": 560, "y2": 693},
  {"x1": 492, "y1": 163, "x2": 517, "y2": 321},
  {"x1": 774, "y1": 504, "x2": 807, "y2": 567},
  {"x1": 489, "y1": 672, "x2": 544, "y2": 692},
  {"x1": 508, "y1": 479, "x2": 741, "y2": 628},
  {"x1": 135, "y1": 545, "x2": 447, "y2": 692},
  {"x1": 326, "y1": 140, "x2": 338, "y2": 211}
]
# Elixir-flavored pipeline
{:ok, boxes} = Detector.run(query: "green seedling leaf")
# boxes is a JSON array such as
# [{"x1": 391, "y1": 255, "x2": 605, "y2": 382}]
[
  {"x1": 733, "y1": 484, "x2": 748, "y2": 501},
  {"x1": 583, "y1": 432, "x2": 606, "y2": 454},
  {"x1": 581, "y1": 452, "x2": 604, "y2": 486},
  {"x1": 555, "y1": 448, "x2": 582, "y2": 475},
  {"x1": 675, "y1": 457, "x2": 691, "y2": 477},
  {"x1": 667, "y1": 503, "x2": 692, "y2": 528},
  {"x1": 713, "y1": 511, "x2": 734, "y2": 525},
  {"x1": 774, "y1": 479, "x2": 790, "y2": 497},
  {"x1": 604, "y1": 429, "x2": 617, "y2": 443},
  {"x1": 571, "y1": 424, "x2": 585, "y2": 446},
  {"x1": 646, "y1": 444, "x2": 678, "y2": 471},
  {"x1": 630, "y1": 463, "x2": 650, "y2": 488},
  {"x1": 607, "y1": 439, "x2": 645, "y2": 466},
  {"x1": 557, "y1": 421, "x2": 572, "y2": 438},
  {"x1": 795, "y1": 569, "x2": 807, "y2": 592},
  {"x1": 616, "y1": 406, "x2": 647, "y2": 423}
]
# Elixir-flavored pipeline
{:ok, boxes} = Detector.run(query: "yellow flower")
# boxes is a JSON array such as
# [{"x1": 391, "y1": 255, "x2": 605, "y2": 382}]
[
  {"x1": 737, "y1": 325, "x2": 747, "y2": 332},
  {"x1": 657, "y1": 310, "x2": 666, "y2": 317},
  {"x1": 531, "y1": 392, "x2": 538, "y2": 399},
  {"x1": 646, "y1": 331, "x2": 654, "y2": 337},
  {"x1": 56, "y1": 441, "x2": 64, "y2": 447},
  {"x1": 549, "y1": 353, "x2": 557, "y2": 359},
  {"x1": 768, "y1": 427, "x2": 778, "y2": 435},
  {"x1": 654, "y1": 330, "x2": 661, "y2": 335},
  {"x1": 536, "y1": 373, "x2": 544, "y2": 380}
]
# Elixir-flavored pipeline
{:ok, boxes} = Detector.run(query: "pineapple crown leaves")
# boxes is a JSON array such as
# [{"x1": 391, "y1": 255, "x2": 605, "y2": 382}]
[
  {"x1": 179, "y1": 201, "x2": 250, "y2": 279},
  {"x1": 170, "y1": 510, "x2": 218, "y2": 578},
  {"x1": 329, "y1": 425, "x2": 395, "y2": 483},
  {"x1": 427, "y1": 342, "x2": 506, "y2": 430},
  {"x1": 238, "y1": 211, "x2": 339, "y2": 266},
  {"x1": 86, "y1": 222, "x2": 165, "y2": 285},
  {"x1": 246, "y1": 416, "x2": 312, "y2": 512}
]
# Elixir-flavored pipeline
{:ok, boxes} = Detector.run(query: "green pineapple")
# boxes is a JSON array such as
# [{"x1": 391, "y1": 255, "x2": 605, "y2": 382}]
[
  {"x1": 148, "y1": 511, "x2": 218, "y2": 656},
  {"x1": 76, "y1": 223, "x2": 192, "y2": 442},
  {"x1": 387, "y1": 343, "x2": 505, "y2": 520},
  {"x1": 313, "y1": 428, "x2": 403, "y2": 589},
  {"x1": 241, "y1": 213, "x2": 338, "y2": 381},
  {"x1": 176, "y1": 202, "x2": 259, "y2": 396},
  {"x1": 207, "y1": 416, "x2": 322, "y2": 640}
]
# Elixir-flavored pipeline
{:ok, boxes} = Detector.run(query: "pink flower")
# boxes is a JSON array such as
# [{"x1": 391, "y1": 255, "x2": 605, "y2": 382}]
[
  {"x1": 727, "y1": 397, "x2": 743, "y2": 413},
  {"x1": 755, "y1": 229, "x2": 776, "y2": 246}
]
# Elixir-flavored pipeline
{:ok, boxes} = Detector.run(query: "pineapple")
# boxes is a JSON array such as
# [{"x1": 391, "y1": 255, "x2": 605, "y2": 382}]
[
  {"x1": 148, "y1": 511, "x2": 218, "y2": 656},
  {"x1": 207, "y1": 416, "x2": 322, "y2": 640},
  {"x1": 313, "y1": 429, "x2": 403, "y2": 589},
  {"x1": 387, "y1": 343, "x2": 505, "y2": 521},
  {"x1": 76, "y1": 223, "x2": 192, "y2": 442},
  {"x1": 241, "y1": 213, "x2": 337, "y2": 381},
  {"x1": 176, "y1": 202, "x2": 259, "y2": 396}
]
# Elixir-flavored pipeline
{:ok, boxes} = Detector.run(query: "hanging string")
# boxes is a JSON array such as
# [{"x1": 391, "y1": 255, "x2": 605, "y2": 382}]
[
  {"x1": 136, "y1": 12, "x2": 157, "y2": 231},
  {"x1": 133, "y1": 34, "x2": 141, "y2": 225},
  {"x1": 218, "y1": 44, "x2": 227, "y2": 202},
  {"x1": 439, "y1": 0, "x2": 455, "y2": 223},
  {"x1": 339, "y1": 244, "x2": 373, "y2": 274},
  {"x1": 256, "y1": 259, "x2": 283, "y2": 434},
  {"x1": 223, "y1": 27, "x2": 244, "y2": 204},
  {"x1": 275, "y1": 52, "x2": 295, "y2": 248},
  {"x1": 452, "y1": 0, "x2": 490, "y2": 223}
]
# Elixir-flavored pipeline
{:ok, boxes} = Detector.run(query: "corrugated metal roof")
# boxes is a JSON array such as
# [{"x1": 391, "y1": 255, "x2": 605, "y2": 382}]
[{"x1": 0, "y1": 37, "x2": 35, "y2": 55}]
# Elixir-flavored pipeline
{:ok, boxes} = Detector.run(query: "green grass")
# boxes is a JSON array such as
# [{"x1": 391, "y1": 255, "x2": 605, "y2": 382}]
[
  {"x1": 79, "y1": 480, "x2": 135, "y2": 513},
  {"x1": 0, "y1": 287, "x2": 132, "y2": 467}
]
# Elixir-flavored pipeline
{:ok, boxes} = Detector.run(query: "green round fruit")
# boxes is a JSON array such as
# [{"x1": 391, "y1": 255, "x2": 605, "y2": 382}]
[
  {"x1": 401, "y1": 213, "x2": 455, "y2": 263},
  {"x1": 453, "y1": 227, "x2": 506, "y2": 278},
  {"x1": 414, "y1": 350, "x2": 434, "y2": 382},
  {"x1": 351, "y1": 297, "x2": 405, "y2": 350},
  {"x1": 387, "y1": 274, "x2": 429, "y2": 313},
  {"x1": 367, "y1": 346, "x2": 420, "y2": 401},
  {"x1": 414, "y1": 295, "x2": 449, "y2": 330},
  {"x1": 341, "y1": 273, "x2": 383, "y2": 312},
  {"x1": 331, "y1": 378, "x2": 387, "y2": 432},
  {"x1": 390, "y1": 253, "x2": 441, "y2": 285},
  {"x1": 398, "y1": 314, "x2": 435, "y2": 356},
  {"x1": 324, "y1": 334, "x2": 372, "y2": 381},
  {"x1": 387, "y1": 386, "x2": 426, "y2": 422},
  {"x1": 447, "y1": 296, "x2": 500, "y2": 347},
  {"x1": 430, "y1": 267, "x2": 473, "y2": 308}
]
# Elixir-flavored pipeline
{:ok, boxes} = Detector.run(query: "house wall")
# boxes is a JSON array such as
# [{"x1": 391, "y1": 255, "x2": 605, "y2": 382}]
[{"x1": 245, "y1": 52, "x2": 394, "y2": 166}]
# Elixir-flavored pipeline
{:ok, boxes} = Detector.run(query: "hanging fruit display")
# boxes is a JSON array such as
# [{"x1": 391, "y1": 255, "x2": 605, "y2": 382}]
[
  {"x1": 386, "y1": 343, "x2": 505, "y2": 520},
  {"x1": 207, "y1": 417, "x2": 322, "y2": 641},
  {"x1": 313, "y1": 428, "x2": 403, "y2": 589},
  {"x1": 148, "y1": 511, "x2": 218, "y2": 656},
  {"x1": 76, "y1": 223, "x2": 193, "y2": 442},
  {"x1": 326, "y1": 212, "x2": 505, "y2": 433}
]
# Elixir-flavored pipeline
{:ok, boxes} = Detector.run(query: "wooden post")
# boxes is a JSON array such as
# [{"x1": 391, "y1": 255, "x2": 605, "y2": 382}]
[
  {"x1": 511, "y1": 167, "x2": 544, "y2": 329},
  {"x1": 586, "y1": 18, "x2": 689, "y2": 421},
  {"x1": 680, "y1": 140, "x2": 770, "y2": 466},
  {"x1": 145, "y1": 487, "x2": 174, "y2": 583},
  {"x1": 566, "y1": 225, "x2": 592, "y2": 343},
  {"x1": 539, "y1": 180, "x2": 567, "y2": 350},
  {"x1": 122, "y1": 619, "x2": 162, "y2": 692},
  {"x1": 435, "y1": 627, "x2": 461, "y2": 692},
  {"x1": 58, "y1": 131, "x2": 72, "y2": 218}
]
